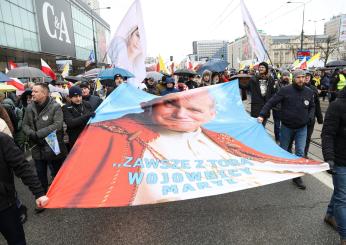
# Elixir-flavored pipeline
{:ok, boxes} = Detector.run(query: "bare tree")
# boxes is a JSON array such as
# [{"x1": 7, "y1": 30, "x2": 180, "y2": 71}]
[{"x1": 317, "y1": 35, "x2": 341, "y2": 65}]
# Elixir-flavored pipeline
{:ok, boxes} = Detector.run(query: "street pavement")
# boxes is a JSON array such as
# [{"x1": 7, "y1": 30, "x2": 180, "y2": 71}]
[{"x1": 0, "y1": 98, "x2": 339, "y2": 245}]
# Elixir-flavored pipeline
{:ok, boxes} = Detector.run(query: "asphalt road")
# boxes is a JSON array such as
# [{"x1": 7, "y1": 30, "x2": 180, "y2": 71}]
[{"x1": 0, "y1": 98, "x2": 339, "y2": 245}]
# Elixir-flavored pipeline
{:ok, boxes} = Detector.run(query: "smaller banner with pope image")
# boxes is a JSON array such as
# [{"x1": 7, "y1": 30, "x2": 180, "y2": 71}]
[{"x1": 46, "y1": 81, "x2": 328, "y2": 208}]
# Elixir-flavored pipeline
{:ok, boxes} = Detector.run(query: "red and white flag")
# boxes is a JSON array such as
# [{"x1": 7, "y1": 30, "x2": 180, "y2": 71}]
[
  {"x1": 7, "y1": 78, "x2": 24, "y2": 91},
  {"x1": 185, "y1": 57, "x2": 193, "y2": 70},
  {"x1": 41, "y1": 59, "x2": 57, "y2": 80},
  {"x1": 8, "y1": 60, "x2": 17, "y2": 70}
]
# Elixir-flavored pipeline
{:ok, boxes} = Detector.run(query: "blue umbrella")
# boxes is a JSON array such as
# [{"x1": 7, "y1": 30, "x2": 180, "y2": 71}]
[
  {"x1": 0, "y1": 72, "x2": 11, "y2": 82},
  {"x1": 98, "y1": 67, "x2": 135, "y2": 80},
  {"x1": 197, "y1": 59, "x2": 229, "y2": 74}
]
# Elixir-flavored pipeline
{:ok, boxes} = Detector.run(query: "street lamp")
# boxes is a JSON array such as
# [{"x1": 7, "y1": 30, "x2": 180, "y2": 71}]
[
  {"x1": 308, "y1": 18, "x2": 325, "y2": 55},
  {"x1": 287, "y1": 1, "x2": 306, "y2": 51},
  {"x1": 89, "y1": 6, "x2": 111, "y2": 67}
]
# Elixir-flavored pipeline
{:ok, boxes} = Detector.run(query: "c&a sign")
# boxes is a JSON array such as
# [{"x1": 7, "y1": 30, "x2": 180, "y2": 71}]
[{"x1": 35, "y1": 0, "x2": 76, "y2": 57}]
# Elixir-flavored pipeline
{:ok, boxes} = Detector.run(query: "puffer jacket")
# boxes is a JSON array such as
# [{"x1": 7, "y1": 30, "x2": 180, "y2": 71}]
[{"x1": 22, "y1": 97, "x2": 67, "y2": 160}]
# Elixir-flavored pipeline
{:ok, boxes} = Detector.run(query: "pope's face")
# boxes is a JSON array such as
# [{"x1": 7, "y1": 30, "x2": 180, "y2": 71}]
[{"x1": 150, "y1": 92, "x2": 216, "y2": 132}]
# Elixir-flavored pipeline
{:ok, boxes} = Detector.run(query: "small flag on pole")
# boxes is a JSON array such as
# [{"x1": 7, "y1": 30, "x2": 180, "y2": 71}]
[
  {"x1": 41, "y1": 59, "x2": 57, "y2": 80},
  {"x1": 85, "y1": 50, "x2": 95, "y2": 67}
]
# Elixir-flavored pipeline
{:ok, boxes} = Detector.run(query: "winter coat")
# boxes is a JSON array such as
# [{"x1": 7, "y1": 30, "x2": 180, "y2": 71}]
[
  {"x1": 22, "y1": 97, "x2": 67, "y2": 160},
  {"x1": 247, "y1": 75, "x2": 275, "y2": 117},
  {"x1": 62, "y1": 101, "x2": 93, "y2": 147},
  {"x1": 306, "y1": 83, "x2": 323, "y2": 124},
  {"x1": 0, "y1": 132, "x2": 44, "y2": 211},
  {"x1": 259, "y1": 84, "x2": 315, "y2": 129},
  {"x1": 83, "y1": 94, "x2": 102, "y2": 111},
  {"x1": 321, "y1": 87, "x2": 346, "y2": 166}
]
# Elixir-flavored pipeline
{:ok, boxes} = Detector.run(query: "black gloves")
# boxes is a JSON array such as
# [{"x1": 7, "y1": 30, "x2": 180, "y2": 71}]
[
  {"x1": 327, "y1": 160, "x2": 335, "y2": 174},
  {"x1": 90, "y1": 112, "x2": 96, "y2": 118},
  {"x1": 317, "y1": 117, "x2": 323, "y2": 124}
]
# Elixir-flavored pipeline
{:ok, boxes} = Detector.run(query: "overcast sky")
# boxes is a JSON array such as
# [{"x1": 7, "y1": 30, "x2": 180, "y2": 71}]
[{"x1": 99, "y1": 0, "x2": 345, "y2": 62}]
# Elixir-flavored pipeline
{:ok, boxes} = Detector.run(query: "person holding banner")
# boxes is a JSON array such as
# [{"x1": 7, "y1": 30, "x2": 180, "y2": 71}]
[
  {"x1": 49, "y1": 86, "x2": 322, "y2": 208},
  {"x1": 0, "y1": 132, "x2": 49, "y2": 245},
  {"x1": 257, "y1": 70, "x2": 315, "y2": 189}
]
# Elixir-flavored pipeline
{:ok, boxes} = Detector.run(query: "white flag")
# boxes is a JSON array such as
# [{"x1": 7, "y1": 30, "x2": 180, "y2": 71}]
[
  {"x1": 107, "y1": 0, "x2": 147, "y2": 88},
  {"x1": 240, "y1": 0, "x2": 268, "y2": 62}
]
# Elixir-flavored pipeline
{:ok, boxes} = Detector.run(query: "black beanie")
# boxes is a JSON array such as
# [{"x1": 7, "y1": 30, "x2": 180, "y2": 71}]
[{"x1": 259, "y1": 62, "x2": 269, "y2": 73}]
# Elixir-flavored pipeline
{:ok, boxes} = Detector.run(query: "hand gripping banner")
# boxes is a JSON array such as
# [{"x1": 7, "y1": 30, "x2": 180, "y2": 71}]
[{"x1": 46, "y1": 82, "x2": 328, "y2": 208}]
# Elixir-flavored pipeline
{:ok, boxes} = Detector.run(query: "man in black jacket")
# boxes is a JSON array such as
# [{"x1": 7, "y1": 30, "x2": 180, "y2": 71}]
[
  {"x1": 247, "y1": 62, "x2": 275, "y2": 125},
  {"x1": 63, "y1": 86, "x2": 94, "y2": 148},
  {"x1": 0, "y1": 132, "x2": 48, "y2": 244},
  {"x1": 80, "y1": 82, "x2": 103, "y2": 111},
  {"x1": 257, "y1": 69, "x2": 315, "y2": 189},
  {"x1": 322, "y1": 86, "x2": 346, "y2": 243}
]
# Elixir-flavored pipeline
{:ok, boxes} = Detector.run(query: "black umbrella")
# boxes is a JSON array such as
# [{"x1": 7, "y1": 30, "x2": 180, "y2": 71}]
[
  {"x1": 174, "y1": 69, "x2": 197, "y2": 76},
  {"x1": 325, "y1": 60, "x2": 346, "y2": 67},
  {"x1": 64, "y1": 75, "x2": 82, "y2": 83},
  {"x1": 99, "y1": 79, "x2": 115, "y2": 87},
  {"x1": 7, "y1": 67, "x2": 46, "y2": 78}
]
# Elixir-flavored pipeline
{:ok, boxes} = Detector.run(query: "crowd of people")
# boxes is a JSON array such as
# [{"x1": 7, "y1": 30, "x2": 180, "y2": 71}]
[{"x1": 0, "y1": 62, "x2": 346, "y2": 244}]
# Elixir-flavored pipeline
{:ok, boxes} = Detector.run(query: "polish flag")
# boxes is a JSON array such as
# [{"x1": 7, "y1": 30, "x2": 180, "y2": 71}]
[
  {"x1": 185, "y1": 57, "x2": 193, "y2": 70},
  {"x1": 41, "y1": 59, "x2": 57, "y2": 80},
  {"x1": 299, "y1": 57, "x2": 307, "y2": 70},
  {"x1": 9, "y1": 60, "x2": 17, "y2": 70},
  {"x1": 7, "y1": 78, "x2": 25, "y2": 91}
]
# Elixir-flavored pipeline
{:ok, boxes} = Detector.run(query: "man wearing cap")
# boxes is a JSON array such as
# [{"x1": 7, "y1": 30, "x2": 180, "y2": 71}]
[
  {"x1": 106, "y1": 74, "x2": 125, "y2": 97},
  {"x1": 257, "y1": 69, "x2": 315, "y2": 189},
  {"x1": 160, "y1": 77, "x2": 179, "y2": 95},
  {"x1": 62, "y1": 86, "x2": 94, "y2": 148},
  {"x1": 245, "y1": 62, "x2": 275, "y2": 125},
  {"x1": 79, "y1": 82, "x2": 103, "y2": 111}
]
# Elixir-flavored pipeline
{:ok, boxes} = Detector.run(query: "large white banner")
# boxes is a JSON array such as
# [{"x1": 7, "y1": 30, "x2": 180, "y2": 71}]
[
  {"x1": 240, "y1": 0, "x2": 268, "y2": 62},
  {"x1": 107, "y1": 0, "x2": 147, "y2": 88}
]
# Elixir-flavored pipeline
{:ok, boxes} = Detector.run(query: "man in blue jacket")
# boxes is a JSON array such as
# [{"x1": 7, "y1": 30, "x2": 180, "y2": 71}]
[{"x1": 257, "y1": 69, "x2": 315, "y2": 189}]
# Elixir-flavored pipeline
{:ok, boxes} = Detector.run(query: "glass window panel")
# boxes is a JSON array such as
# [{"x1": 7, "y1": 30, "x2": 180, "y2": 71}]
[
  {"x1": 27, "y1": 12, "x2": 36, "y2": 32},
  {"x1": 21, "y1": 9, "x2": 29, "y2": 30},
  {"x1": 0, "y1": 1, "x2": 3, "y2": 22},
  {"x1": 11, "y1": 5, "x2": 22, "y2": 28},
  {"x1": 4, "y1": 24, "x2": 16, "y2": 47},
  {"x1": 14, "y1": 27, "x2": 23, "y2": 49},
  {"x1": 25, "y1": 0, "x2": 33, "y2": 12},
  {"x1": 9, "y1": 0, "x2": 18, "y2": 5},
  {"x1": 23, "y1": 30, "x2": 32, "y2": 50},
  {"x1": 30, "y1": 32, "x2": 38, "y2": 51},
  {"x1": 0, "y1": 22, "x2": 7, "y2": 46},
  {"x1": 2, "y1": 1, "x2": 13, "y2": 25}
]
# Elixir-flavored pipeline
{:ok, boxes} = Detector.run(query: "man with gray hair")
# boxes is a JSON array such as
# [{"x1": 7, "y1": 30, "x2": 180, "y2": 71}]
[{"x1": 257, "y1": 69, "x2": 315, "y2": 189}]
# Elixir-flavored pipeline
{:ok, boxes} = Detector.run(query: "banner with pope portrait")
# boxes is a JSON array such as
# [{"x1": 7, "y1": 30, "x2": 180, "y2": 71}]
[{"x1": 46, "y1": 81, "x2": 328, "y2": 208}]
